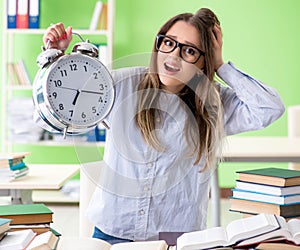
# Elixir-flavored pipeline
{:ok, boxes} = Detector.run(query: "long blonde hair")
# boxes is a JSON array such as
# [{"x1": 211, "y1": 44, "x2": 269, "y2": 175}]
[{"x1": 135, "y1": 8, "x2": 224, "y2": 169}]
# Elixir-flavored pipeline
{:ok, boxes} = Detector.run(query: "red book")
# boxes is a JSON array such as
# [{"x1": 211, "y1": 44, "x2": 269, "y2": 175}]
[{"x1": 16, "y1": 0, "x2": 29, "y2": 28}]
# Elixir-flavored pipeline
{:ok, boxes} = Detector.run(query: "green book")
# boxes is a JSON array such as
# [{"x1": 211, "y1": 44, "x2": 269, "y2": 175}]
[
  {"x1": 0, "y1": 204, "x2": 53, "y2": 225},
  {"x1": 237, "y1": 168, "x2": 300, "y2": 187}
]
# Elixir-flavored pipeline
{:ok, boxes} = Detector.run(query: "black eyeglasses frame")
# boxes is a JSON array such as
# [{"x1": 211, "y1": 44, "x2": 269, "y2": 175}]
[{"x1": 155, "y1": 34, "x2": 205, "y2": 64}]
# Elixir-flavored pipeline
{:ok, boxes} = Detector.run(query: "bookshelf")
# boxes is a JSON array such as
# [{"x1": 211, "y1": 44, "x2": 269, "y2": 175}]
[{"x1": 1, "y1": 0, "x2": 114, "y2": 153}]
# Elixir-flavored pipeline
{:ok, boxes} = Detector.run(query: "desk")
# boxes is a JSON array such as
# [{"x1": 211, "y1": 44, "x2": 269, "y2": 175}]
[
  {"x1": 211, "y1": 137, "x2": 300, "y2": 227},
  {"x1": 0, "y1": 164, "x2": 80, "y2": 204}
]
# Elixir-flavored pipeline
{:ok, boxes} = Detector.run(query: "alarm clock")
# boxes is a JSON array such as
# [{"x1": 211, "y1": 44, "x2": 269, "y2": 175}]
[{"x1": 32, "y1": 33, "x2": 115, "y2": 138}]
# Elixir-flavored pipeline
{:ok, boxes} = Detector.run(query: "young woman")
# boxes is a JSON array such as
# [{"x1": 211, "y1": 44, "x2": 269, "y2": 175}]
[{"x1": 39, "y1": 8, "x2": 284, "y2": 244}]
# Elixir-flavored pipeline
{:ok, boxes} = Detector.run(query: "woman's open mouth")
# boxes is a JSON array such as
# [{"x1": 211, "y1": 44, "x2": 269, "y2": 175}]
[{"x1": 164, "y1": 62, "x2": 180, "y2": 74}]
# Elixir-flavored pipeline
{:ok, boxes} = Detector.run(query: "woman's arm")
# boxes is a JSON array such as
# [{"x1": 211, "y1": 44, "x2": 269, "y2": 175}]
[
  {"x1": 218, "y1": 62, "x2": 285, "y2": 135},
  {"x1": 211, "y1": 23, "x2": 285, "y2": 135}
]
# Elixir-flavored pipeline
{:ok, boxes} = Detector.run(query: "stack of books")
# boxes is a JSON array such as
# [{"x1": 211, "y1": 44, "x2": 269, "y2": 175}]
[
  {"x1": 230, "y1": 167, "x2": 300, "y2": 219},
  {"x1": 0, "y1": 152, "x2": 31, "y2": 181},
  {"x1": 0, "y1": 218, "x2": 12, "y2": 241},
  {"x1": 0, "y1": 229, "x2": 60, "y2": 250},
  {"x1": 0, "y1": 204, "x2": 54, "y2": 235}
]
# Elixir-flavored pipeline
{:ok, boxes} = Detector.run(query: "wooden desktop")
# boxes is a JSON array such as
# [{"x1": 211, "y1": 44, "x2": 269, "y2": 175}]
[{"x1": 0, "y1": 164, "x2": 79, "y2": 204}]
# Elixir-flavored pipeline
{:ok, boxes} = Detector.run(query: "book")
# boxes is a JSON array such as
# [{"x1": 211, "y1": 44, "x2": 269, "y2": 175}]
[
  {"x1": 0, "y1": 152, "x2": 30, "y2": 161},
  {"x1": 14, "y1": 59, "x2": 31, "y2": 85},
  {"x1": 229, "y1": 197, "x2": 300, "y2": 217},
  {"x1": 28, "y1": 0, "x2": 40, "y2": 28},
  {"x1": 26, "y1": 231, "x2": 59, "y2": 250},
  {"x1": 236, "y1": 180, "x2": 300, "y2": 196},
  {"x1": 256, "y1": 242, "x2": 300, "y2": 250},
  {"x1": 97, "y1": 2, "x2": 107, "y2": 30},
  {"x1": 159, "y1": 232, "x2": 185, "y2": 246},
  {"x1": 176, "y1": 213, "x2": 280, "y2": 250},
  {"x1": 16, "y1": 0, "x2": 29, "y2": 29},
  {"x1": 0, "y1": 218, "x2": 11, "y2": 235},
  {"x1": 7, "y1": 62, "x2": 18, "y2": 85},
  {"x1": 0, "y1": 229, "x2": 36, "y2": 250},
  {"x1": 58, "y1": 239, "x2": 172, "y2": 250},
  {"x1": 7, "y1": 0, "x2": 17, "y2": 28},
  {"x1": 10, "y1": 223, "x2": 50, "y2": 234},
  {"x1": 0, "y1": 204, "x2": 53, "y2": 225},
  {"x1": 89, "y1": 1, "x2": 103, "y2": 30},
  {"x1": 232, "y1": 188, "x2": 300, "y2": 205},
  {"x1": 235, "y1": 216, "x2": 300, "y2": 247},
  {"x1": 237, "y1": 168, "x2": 300, "y2": 187}
]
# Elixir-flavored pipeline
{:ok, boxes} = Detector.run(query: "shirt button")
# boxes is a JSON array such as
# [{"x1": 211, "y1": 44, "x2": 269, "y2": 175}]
[
  {"x1": 139, "y1": 209, "x2": 145, "y2": 215},
  {"x1": 144, "y1": 186, "x2": 150, "y2": 192},
  {"x1": 147, "y1": 163, "x2": 153, "y2": 168}
]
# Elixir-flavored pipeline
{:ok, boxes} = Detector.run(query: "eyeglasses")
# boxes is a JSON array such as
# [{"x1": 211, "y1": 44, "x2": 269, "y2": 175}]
[{"x1": 156, "y1": 34, "x2": 205, "y2": 64}]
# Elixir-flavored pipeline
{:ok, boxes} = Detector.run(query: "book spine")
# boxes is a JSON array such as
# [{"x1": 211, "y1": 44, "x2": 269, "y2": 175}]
[
  {"x1": 99, "y1": 43, "x2": 108, "y2": 66},
  {"x1": 7, "y1": 0, "x2": 17, "y2": 28},
  {"x1": 9, "y1": 161, "x2": 26, "y2": 170},
  {"x1": 28, "y1": 0, "x2": 39, "y2": 28},
  {"x1": 89, "y1": 1, "x2": 103, "y2": 30},
  {"x1": 16, "y1": 0, "x2": 29, "y2": 29}
]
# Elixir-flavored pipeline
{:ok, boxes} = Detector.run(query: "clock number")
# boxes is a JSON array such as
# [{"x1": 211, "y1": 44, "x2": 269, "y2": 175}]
[
  {"x1": 83, "y1": 65, "x2": 88, "y2": 72},
  {"x1": 93, "y1": 72, "x2": 98, "y2": 79},
  {"x1": 69, "y1": 110, "x2": 73, "y2": 117},
  {"x1": 60, "y1": 70, "x2": 67, "y2": 77},
  {"x1": 59, "y1": 104, "x2": 64, "y2": 110},
  {"x1": 54, "y1": 80, "x2": 62, "y2": 87},
  {"x1": 52, "y1": 92, "x2": 57, "y2": 98},
  {"x1": 99, "y1": 96, "x2": 103, "y2": 102},
  {"x1": 81, "y1": 112, "x2": 86, "y2": 119},
  {"x1": 92, "y1": 106, "x2": 97, "y2": 113},
  {"x1": 69, "y1": 64, "x2": 78, "y2": 71},
  {"x1": 99, "y1": 84, "x2": 104, "y2": 90}
]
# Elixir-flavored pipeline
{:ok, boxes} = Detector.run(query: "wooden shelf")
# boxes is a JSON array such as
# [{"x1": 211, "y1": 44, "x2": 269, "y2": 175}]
[{"x1": 6, "y1": 28, "x2": 110, "y2": 36}]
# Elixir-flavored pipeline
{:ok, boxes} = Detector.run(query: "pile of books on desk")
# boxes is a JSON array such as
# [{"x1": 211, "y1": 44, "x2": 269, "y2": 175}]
[
  {"x1": 0, "y1": 152, "x2": 30, "y2": 181},
  {"x1": 0, "y1": 203, "x2": 60, "y2": 249},
  {"x1": 230, "y1": 167, "x2": 300, "y2": 219}
]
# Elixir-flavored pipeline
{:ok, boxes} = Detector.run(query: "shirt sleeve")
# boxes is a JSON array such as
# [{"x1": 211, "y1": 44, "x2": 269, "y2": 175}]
[{"x1": 217, "y1": 62, "x2": 285, "y2": 136}]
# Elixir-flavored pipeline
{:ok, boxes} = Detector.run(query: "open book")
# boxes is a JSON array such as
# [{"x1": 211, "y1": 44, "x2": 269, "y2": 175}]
[
  {"x1": 236, "y1": 216, "x2": 300, "y2": 247},
  {"x1": 176, "y1": 213, "x2": 280, "y2": 250},
  {"x1": 58, "y1": 238, "x2": 174, "y2": 250}
]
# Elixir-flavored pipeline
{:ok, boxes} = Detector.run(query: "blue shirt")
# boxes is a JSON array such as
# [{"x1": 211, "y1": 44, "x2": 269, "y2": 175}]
[{"x1": 85, "y1": 62, "x2": 285, "y2": 241}]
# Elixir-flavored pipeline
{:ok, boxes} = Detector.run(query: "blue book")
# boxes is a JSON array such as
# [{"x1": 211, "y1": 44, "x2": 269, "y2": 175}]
[
  {"x1": 28, "y1": 0, "x2": 40, "y2": 28},
  {"x1": 7, "y1": 0, "x2": 17, "y2": 28},
  {"x1": 9, "y1": 161, "x2": 26, "y2": 171},
  {"x1": 0, "y1": 218, "x2": 12, "y2": 234},
  {"x1": 232, "y1": 188, "x2": 300, "y2": 205}
]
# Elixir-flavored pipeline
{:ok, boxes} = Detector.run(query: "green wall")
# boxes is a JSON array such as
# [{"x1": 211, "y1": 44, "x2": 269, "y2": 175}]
[{"x1": 1, "y1": 0, "x2": 299, "y2": 187}]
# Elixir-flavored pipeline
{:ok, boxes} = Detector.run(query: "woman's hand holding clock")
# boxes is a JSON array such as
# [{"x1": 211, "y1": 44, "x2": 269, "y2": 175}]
[{"x1": 43, "y1": 23, "x2": 72, "y2": 51}]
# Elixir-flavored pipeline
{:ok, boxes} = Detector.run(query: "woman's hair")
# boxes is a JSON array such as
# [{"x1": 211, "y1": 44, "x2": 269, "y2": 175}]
[{"x1": 135, "y1": 8, "x2": 224, "y2": 170}]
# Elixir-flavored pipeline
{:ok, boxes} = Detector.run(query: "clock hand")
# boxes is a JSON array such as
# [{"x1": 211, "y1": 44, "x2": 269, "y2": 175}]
[
  {"x1": 56, "y1": 86, "x2": 78, "y2": 92},
  {"x1": 72, "y1": 90, "x2": 81, "y2": 105},
  {"x1": 81, "y1": 89, "x2": 104, "y2": 95}
]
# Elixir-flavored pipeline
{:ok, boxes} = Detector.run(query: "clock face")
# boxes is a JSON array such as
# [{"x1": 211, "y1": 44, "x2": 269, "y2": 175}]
[{"x1": 45, "y1": 53, "x2": 114, "y2": 128}]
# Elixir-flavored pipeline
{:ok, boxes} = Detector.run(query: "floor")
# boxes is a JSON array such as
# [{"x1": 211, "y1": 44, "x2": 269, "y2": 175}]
[{"x1": 0, "y1": 192, "x2": 242, "y2": 238}]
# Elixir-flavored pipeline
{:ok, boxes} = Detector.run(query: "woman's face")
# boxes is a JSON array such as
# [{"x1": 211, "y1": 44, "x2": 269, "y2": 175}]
[{"x1": 157, "y1": 21, "x2": 205, "y2": 93}]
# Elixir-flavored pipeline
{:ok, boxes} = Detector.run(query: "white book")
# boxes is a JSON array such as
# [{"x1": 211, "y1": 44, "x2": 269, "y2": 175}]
[
  {"x1": 99, "y1": 44, "x2": 108, "y2": 65},
  {"x1": 0, "y1": 229, "x2": 36, "y2": 250},
  {"x1": 89, "y1": 1, "x2": 103, "y2": 30},
  {"x1": 236, "y1": 180, "x2": 300, "y2": 196},
  {"x1": 26, "y1": 231, "x2": 59, "y2": 250},
  {"x1": 176, "y1": 214, "x2": 279, "y2": 250},
  {"x1": 232, "y1": 188, "x2": 300, "y2": 205},
  {"x1": 236, "y1": 216, "x2": 300, "y2": 247}
]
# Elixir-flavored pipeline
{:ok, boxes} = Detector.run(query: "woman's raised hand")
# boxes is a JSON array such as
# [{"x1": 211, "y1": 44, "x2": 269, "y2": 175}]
[
  {"x1": 211, "y1": 24, "x2": 224, "y2": 71},
  {"x1": 43, "y1": 22, "x2": 73, "y2": 51}
]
